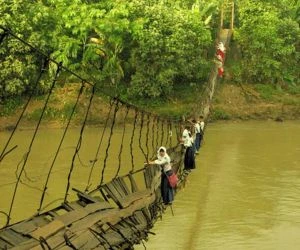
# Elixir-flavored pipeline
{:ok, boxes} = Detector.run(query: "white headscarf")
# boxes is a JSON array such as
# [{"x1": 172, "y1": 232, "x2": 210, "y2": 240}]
[
  {"x1": 157, "y1": 146, "x2": 168, "y2": 159},
  {"x1": 155, "y1": 146, "x2": 172, "y2": 172},
  {"x1": 217, "y1": 42, "x2": 225, "y2": 52}
]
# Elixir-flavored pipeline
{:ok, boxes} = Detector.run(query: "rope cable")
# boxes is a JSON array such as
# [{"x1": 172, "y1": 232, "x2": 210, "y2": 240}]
[
  {"x1": 99, "y1": 100, "x2": 119, "y2": 186},
  {"x1": 138, "y1": 112, "x2": 147, "y2": 161},
  {"x1": 129, "y1": 109, "x2": 138, "y2": 172},
  {"x1": 85, "y1": 98, "x2": 116, "y2": 191},
  {"x1": 64, "y1": 84, "x2": 95, "y2": 202},
  {"x1": 151, "y1": 116, "x2": 156, "y2": 158},
  {"x1": 115, "y1": 105, "x2": 129, "y2": 178},
  {"x1": 38, "y1": 82, "x2": 85, "y2": 213},
  {"x1": 6, "y1": 63, "x2": 61, "y2": 226},
  {"x1": 145, "y1": 114, "x2": 151, "y2": 161},
  {"x1": 160, "y1": 120, "x2": 165, "y2": 147},
  {"x1": 0, "y1": 57, "x2": 49, "y2": 163},
  {"x1": 155, "y1": 118, "x2": 160, "y2": 151}
]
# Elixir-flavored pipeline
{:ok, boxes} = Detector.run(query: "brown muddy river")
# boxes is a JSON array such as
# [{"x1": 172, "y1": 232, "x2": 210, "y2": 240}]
[
  {"x1": 1, "y1": 121, "x2": 300, "y2": 249},
  {"x1": 136, "y1": 121, "x2": 300, "y2": 250}
]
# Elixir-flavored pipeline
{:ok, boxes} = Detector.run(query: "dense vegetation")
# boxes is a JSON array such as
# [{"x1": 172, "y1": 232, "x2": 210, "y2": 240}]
[
  {"x1": 233, "y1": 0, "x2": 299, "y2": 86},
  {"x1": 0, "y1": 0, "x2": 222, "y2": 101},
  {"x1": 0, "y1": 0, "x2": 299, "y2": 105}
]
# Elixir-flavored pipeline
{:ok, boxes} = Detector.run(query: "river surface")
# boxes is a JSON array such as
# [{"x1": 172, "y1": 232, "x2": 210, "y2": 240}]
[
  {"x1": 1, "y1": 121, "x2": 300, "y2": 249},
  {"x1": 136, "y1": 121, "x2": 300, "y2": 250}
]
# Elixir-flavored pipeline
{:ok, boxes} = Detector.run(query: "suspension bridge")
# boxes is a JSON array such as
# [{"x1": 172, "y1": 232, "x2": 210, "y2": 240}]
[{"x1": 0, "y1": 2, "x2": 234, "y2": 249}]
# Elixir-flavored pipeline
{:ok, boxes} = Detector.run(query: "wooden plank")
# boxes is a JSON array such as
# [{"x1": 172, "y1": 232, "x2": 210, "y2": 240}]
[
  {"x1": 42, "y1": 230, "x2": 73, "y2": 249},
  {"x1": 84, "y1": 201, "x2": 113, "y2": 213},
  {"x1": 101, "y1": 230, "x2": 125, "y2": 247},
  {"x1": 102, "y1": 183, "x2": 121, "y2": 200},
  {"x1": 12, "y1": 216, "x2": 51, "y2": 235},
  {"x1": 69, "y1": 209, "x2": 120, "y2": 233},
  {"x1": 128, "y1": 174, "x2": 139, "y2": 192},
  {"x1": 68, "y1": 230, "x2": 103, "y2": 249},
  {"x1": 116, "y1": 177, "x2": 131, "y2": 195},
  {"x1": 30, "y1": 220, "x2": 65, "y2": 240},
  {"x1": 0, "y1": 238, "x2": 13, "y2": 249},
  {"x1": 57, "y1": 246, "x2": 73, "y2": 250},
  {"x1": 133, "y1": 211, "x2": 147, "y2": 226},
  {"x1": 110, "y1": 179, "x2": 127, "y2": 198},
  {"x1": 56, "y1": 208, "x2": 88, "y2": 226},
  {"x1": 73, "y1": 188, "x2": 101, "y2": 203},
  {"x1": 118, "y1": 190, "x2": 151, "y2": 208},
  {"x1": 62, "y1": 201, "x2": 84, "y2": 211},
  {"x1": 0, "y1": 229, "x2": 29, "y2": 245},
  {"x1": 10, "y1": 239, "x2": 40, "y2": 250}
]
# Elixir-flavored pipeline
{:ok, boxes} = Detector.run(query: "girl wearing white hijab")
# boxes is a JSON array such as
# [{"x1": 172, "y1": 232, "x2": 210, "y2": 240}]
[
  {"x1": 147, "y1": 146, "x2": 174, "y2": 205},
  {"x1": 181, "y1": 126, "x2": 196, "y2": 170}
]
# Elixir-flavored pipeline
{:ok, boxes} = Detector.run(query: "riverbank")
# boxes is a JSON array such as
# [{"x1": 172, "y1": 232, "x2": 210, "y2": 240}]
[
  {"x1": 210, "y1": 82, "x2": 300, "y2": 121},
  {"x1": 0, "y1": 83, "x2": 203, "y2": 131},
  {"x1": 1, "y1": 82, "x2": 299, "y2": 131}
]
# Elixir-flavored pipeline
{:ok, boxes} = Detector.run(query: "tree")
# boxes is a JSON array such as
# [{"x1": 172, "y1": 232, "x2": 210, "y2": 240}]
[{"x1": 235, "y1": 0, "x2": 300, "y2": 85}]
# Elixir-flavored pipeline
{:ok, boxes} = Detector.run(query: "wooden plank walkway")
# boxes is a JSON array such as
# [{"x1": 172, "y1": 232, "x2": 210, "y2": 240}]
[
  {"x1": 0, "y1": 146, "x2": 185, "y2": 249},
  {"x1": 0, "y1": 27, "x2": 233, "y2": 250}
]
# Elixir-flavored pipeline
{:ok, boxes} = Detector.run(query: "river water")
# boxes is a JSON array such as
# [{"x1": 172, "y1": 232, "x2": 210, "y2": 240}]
[
  {"x1": 136, "y1": 121, "x2": 300, "y2": 250},
  {"x1": 1, "y1": 121, "x2": 300, "y2": 249}
]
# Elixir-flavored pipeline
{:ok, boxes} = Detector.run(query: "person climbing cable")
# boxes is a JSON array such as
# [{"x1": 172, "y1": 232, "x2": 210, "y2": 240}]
[
  {"x1": 217, "y1": 41, "x2": 226, "y2": 60},
  {"x1": 215, "y1": 54, "x2": 224, "y2": 78},
  {"x1": 146, "y1": 146, "x2": 174, "y2": 205}
]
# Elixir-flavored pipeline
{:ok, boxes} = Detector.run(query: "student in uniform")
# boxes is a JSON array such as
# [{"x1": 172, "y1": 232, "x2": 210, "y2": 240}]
[
  {"x1": 217, "y1": 42, "x2": 226, "y2": 60},
  {"x1": 198, "y1": 116, "x2": 205, "y2": 148},
  {"x1": 194, "y1": 120, "x2": 201, "y2": 154},
  {"x1": 216, "y1": 54, "x2": 224, "y2": 78},
  {"x1": 146, "y1": 146, "x2": 174, "y2": 205},
  {"x1": 181, "y1": 126, "x2": 195, "y2": 170}
]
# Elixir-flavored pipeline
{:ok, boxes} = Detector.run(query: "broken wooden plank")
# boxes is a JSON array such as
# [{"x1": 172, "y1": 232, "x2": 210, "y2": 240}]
[
  {"x1": 62, "y1": 201, "x2": 85, "y2": 211},
  {"x1": 118, "y1": 189, "x2": 151, "y2": 208},
  {"x1": 72, "y1": 188, "x2": 102, "y2": 203},
  {"x1": 30, "y1": 220, "x2": 65, "y2": 240}
]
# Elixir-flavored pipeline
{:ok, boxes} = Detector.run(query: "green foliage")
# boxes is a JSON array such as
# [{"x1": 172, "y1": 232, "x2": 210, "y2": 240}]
[
  {"x1": 128, "y1": 1, "x2": 212, "y2": 97},
  {"x1": 254, "y1": 84, "x2": 282, "y2": 101},
  {"x1": 0, "y1": 0, "x2": 218, "y2": 101},
  {"x1": 235, "y1": 0, "x2": 300, "y2": 85},
  {"x1": 0, "y1": 97, "x2": 23, "y2": 116}
]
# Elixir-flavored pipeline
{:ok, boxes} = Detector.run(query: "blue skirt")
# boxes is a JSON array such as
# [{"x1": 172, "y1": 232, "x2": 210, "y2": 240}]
[{"x1": 161, "y1": 170, "x2": 174, "y2": 204}]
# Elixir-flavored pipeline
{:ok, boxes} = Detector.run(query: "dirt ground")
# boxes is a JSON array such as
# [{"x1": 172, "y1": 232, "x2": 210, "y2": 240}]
[{"x1": 211, "y1": 83, "x2": 300, "y2": 121}]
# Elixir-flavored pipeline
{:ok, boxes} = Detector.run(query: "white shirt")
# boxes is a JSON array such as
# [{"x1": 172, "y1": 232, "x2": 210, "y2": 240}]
[
  {"x1": 195, "y1": 123, "x2": 201, "y2": 133},
  {"x1": 182, "y1": 129, "x2": 193, "y2": 147},
  {"x1": 154, "y1": 155, "x2": 172, "y2": 173},
  {"x1": 200, "y1": 121, "x2": 205, "y2": 131}
]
